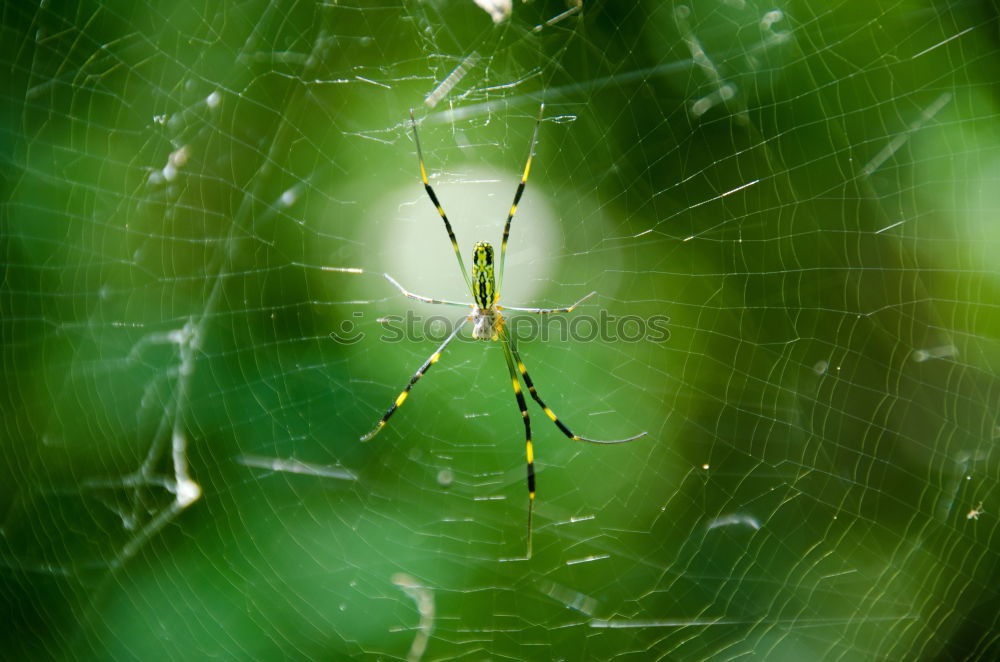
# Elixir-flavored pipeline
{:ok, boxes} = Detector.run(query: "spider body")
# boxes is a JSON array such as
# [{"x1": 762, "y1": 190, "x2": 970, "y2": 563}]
[
  {"x1": 471, "y1": 241, "x2": 501, "y2": 340},
  {"x1": 361, "y1": 105, "x2": 645, "y2": 557}
]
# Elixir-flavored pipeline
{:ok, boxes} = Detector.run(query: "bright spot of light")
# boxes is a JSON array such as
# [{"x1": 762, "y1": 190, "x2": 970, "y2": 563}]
[{"x1": 706, "y1": 513, "x2": 761, "y2": 531}]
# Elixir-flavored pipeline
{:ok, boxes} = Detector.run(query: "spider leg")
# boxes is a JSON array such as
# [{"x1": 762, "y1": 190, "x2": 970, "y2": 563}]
[
  {"x1": 361, "y1": 316, "x2": 468, "y2": 441},
  {"x1": 499, "y1": 331, "x2": 535, "y2": 559},
  {"x1": 383, "y1": 273, "x2": 471, "y2": 307},
  {"x1": 410, "y1": 110, "x2": 474, "y2": 293},
  {"x1": 496, "y1": 103, "x2": 545, "y2": 296},
  {"x1": 500, "y1": 291, "x2": 596, "y2": 314},
  {"x1": 508, "y1": 337, "x2": 646, "y2": 444}
]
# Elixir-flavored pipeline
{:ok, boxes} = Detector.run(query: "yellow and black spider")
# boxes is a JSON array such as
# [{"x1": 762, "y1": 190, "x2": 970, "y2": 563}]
[{"x1": 362, "y1": 104, "x2": 646, "y2": 558}]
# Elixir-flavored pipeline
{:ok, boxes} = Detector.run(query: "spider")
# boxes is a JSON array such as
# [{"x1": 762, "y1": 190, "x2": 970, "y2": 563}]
[{"x1": 361, "y1": 104, "x2": 646, "y2": 558}]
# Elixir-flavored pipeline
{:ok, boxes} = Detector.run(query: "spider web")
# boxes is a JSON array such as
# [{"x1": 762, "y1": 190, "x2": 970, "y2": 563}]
[{"x1": 2, "y1": 1, "x2": 1000, "y2": 659}]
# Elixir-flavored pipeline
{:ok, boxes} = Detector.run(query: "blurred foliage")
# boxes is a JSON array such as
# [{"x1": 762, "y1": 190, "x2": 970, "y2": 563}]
[{"x1": 2, "y1": 1, "x2": 1000, "y2": 660}]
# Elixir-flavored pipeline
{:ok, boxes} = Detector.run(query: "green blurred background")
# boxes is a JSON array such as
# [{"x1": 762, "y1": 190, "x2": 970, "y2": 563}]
[{"x1": 3, "y1": 1, "x2": 1000, "y2": 659}]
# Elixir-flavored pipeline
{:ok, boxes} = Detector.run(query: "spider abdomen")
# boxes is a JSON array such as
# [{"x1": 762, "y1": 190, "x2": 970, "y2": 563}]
[{"x1": 471, "y1": 241, "x2": 496, "y2": 310}]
